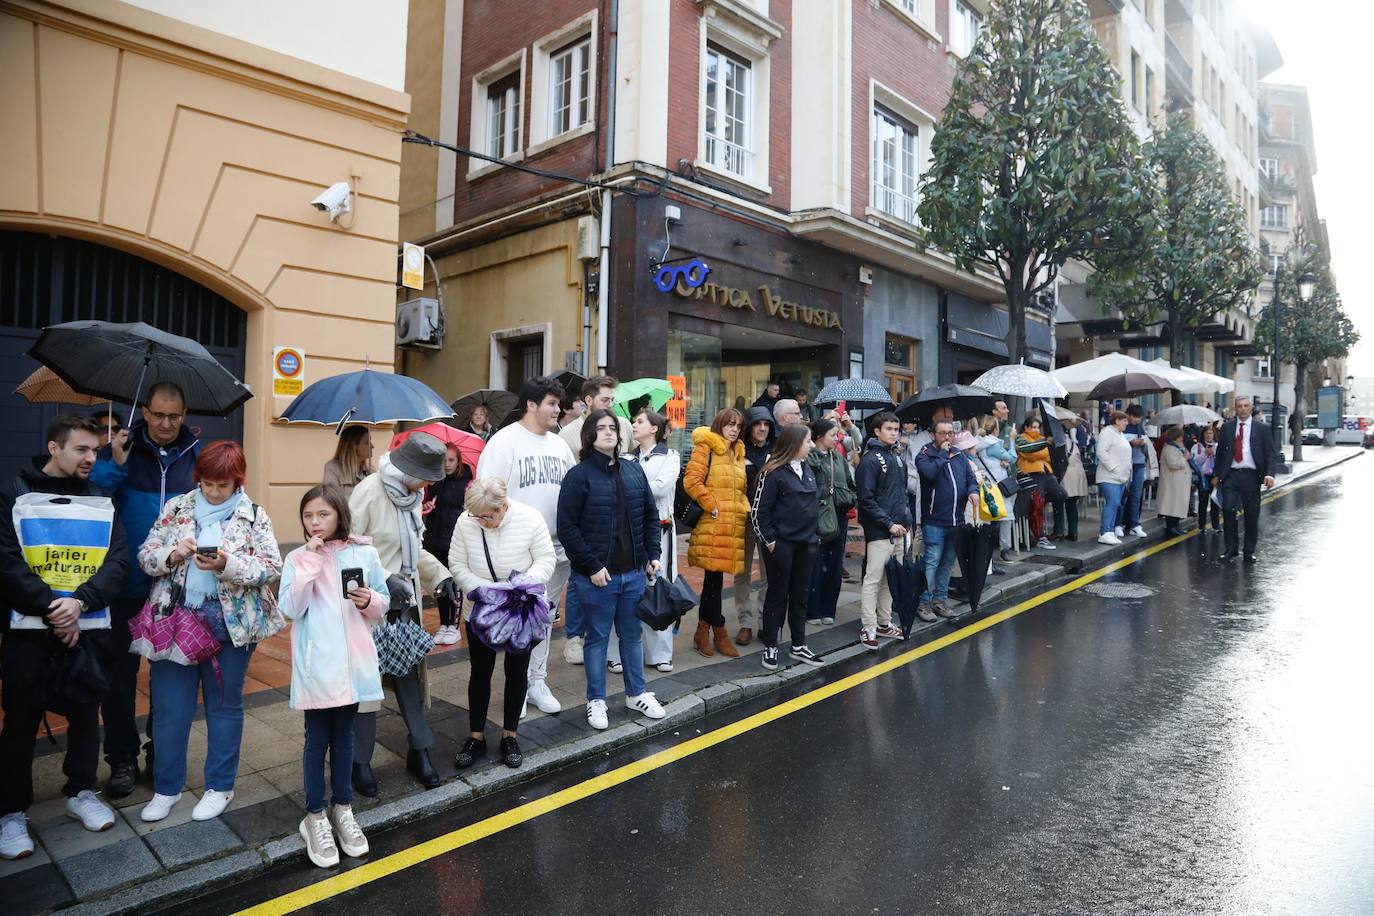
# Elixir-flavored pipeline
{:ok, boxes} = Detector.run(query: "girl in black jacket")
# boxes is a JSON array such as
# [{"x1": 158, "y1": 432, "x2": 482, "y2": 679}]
[
  {"x1": 751, "y1": 425, "x2": 824, "y2": 671},
  {"x1": 422, "y1": 446, "x2": 472, "y2": 646}
]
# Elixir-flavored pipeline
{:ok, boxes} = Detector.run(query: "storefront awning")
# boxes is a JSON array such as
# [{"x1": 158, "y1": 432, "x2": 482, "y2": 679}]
[{"x1": 947, "y1": 295, "x2": 1054, "y2": 368}]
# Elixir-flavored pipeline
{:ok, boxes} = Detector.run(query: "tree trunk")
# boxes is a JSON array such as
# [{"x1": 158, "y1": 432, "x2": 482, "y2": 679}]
[
  {"x1": 1291, "y1": 359, "x2": 1308, "y2": 463},
  {"x1": 1167, "y1": 317, "x2": 1184, "y2": 406},
  {"x1": 1002, "y1": 273, "x2": 1029, "y2": 367}
]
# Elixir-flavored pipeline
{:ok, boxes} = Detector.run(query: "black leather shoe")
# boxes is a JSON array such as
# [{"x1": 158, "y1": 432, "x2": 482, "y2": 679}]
[
  {"x1": 352, "y1": 762, "x2": 378, "y2": 798},
  {"x1": 499, "y1": 736, "x2": 523, "y2": 769},
  {"x1": 407, "y1": 749, "x2": 441, "y2": 789},
  {"x1": 1243, "y1": 553, "x2": 1257, "y2": 564},
  {"x1": 1221, "y1": 551, "x2": 1239, "y2": 562},
  {"x1": 990, "y1": 564, "x2": 1006, "y2": 576},
  {"x1": 106, "y1": 761, "x2": 137, "y2": 799},
  {"x1": 453, "y1": 737, "x2": 487, "y2": 770}
]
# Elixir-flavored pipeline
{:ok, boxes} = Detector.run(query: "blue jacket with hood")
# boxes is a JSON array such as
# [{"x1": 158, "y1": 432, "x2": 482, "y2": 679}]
[
  {"x1": 915, "y1": 441, "x2": 977, "y2": 527},
  {"x1": 91, "y1": 420, "x2": 201, "y2": 600}
]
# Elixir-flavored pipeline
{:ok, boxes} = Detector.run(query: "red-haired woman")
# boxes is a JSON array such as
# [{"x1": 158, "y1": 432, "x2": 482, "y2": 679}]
[{"x1": 135, "y1": 441, "x2": 284, "y2": 824}]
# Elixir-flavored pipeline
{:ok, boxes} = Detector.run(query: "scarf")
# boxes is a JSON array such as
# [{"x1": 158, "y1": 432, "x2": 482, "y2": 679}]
[
  {"x1": 379, "y1": 454, "x2": 424, "y2": 593},
  {"x1": 184, "y1": 490, "x2": 243, "y2": 609}
]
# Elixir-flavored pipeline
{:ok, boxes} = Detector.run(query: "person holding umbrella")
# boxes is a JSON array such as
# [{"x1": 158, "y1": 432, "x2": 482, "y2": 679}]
[
  {"x1": 465, "y1": 405, "x2": 494, "y2": 441},
  {"x1": 1157, "y1": 428, "x2": 1193, "y2": 537},
  {"x1": 1051, "y1": 414, "x2": 1089, "y2": 542},
  {"x1": 323, "y1": 426, "x2": 375, "y2": 497},
  {"x1": 90, "y1": 381, "x2": 202, "y2": 798},
  {"x1": 976, "y1": 416, "x2": 1017, "y2": 561},
  {"x1": 916, "y1": 420, "x2": 979, "y2": 620},
  {"x1": 854, "y1": 412, "x2": 911, "y2": 650}
]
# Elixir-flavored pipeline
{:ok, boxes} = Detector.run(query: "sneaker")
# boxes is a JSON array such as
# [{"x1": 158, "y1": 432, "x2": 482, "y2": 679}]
[
  {"x1": 761, "y1": 646, "x2": 779, "y2": 670},
  {"x1": 625, "y1": 692, "x2": 666, "y2": 719},
  {"x1": 192, "y1": 789, "x2": 233, "y2": 822},
  {"x1": 607, "y1": 659, "x2": 623, "y2": 674},
  {"x1": 821, "y1": 616, "x2": 835, "y2": 625},
  {"x1": 934, "y1": 601, "x2": 959, "y2": 620},
  {"x1": 563, "y1": 636, "x2": 584, "y2": 666},
  {"x1": 916, "y1": 603, "x2": 938, "y2": 623},
  {"x1": 1098, "y1": 532, "x2": 1122, "y2": 546},
  {"x1": 790, "y1": 645, "x2": 824, "y2": 666},
  {"x1": 1130, "y1": 525, "x2": 1147, "y2": 538},
  {"x1": 860, "y1": 628, "x2": 879, "y2": 651},
  {"x1": 434, "y1": 624, "x2": 461, "y2": 647},
  {"x1": 140, "y1": 792, "x2": 182, "y2": 823},
  {"x1": 654, "y1": 661, "x2": 674, "y2": 673},
  {"x1": 1114, "y1": 526, "x2": 1124, "y2": 538},
  {"x1": 0, "y1": 813, "x2": 33, "y2": 860},
  {"x1": 526, "y1": 679, "x2": 562, "y2": 714},
  {"x1": 1000, "y1": 549, "x2": 1014, "y2": 562},
  {"x1": 328, "y1": 804, "x2": 369, "y2": 858},
  {"x1": 300, "y1": 811, "x2": 339, "y2": 868},
  {"x1": 1036, "y1": 537, "x2": 1057, "y2": 549},
  {"x1": 586, "y1": 699, "x2": 609, "y2": 730},
  {"x1": 66, "y1": 789, "x2": 115, "y2": 832},
  {"x1": 875, "y1": 624, "x2": 902, "y2": 640}
]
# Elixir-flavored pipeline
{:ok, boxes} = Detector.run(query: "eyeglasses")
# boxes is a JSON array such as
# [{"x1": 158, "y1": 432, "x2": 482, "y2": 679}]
[
  {"x1": 475, "y1": 505, "x2": 507, "y2": 522},
  {"x1": 146, "y1": 411, "x2": 184, "y2": 423}
]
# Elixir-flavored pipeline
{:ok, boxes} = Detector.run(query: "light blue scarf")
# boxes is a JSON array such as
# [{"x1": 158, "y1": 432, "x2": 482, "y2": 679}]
[{"x1": 183, "y1": 490, "x2": 243, "y2": 609}]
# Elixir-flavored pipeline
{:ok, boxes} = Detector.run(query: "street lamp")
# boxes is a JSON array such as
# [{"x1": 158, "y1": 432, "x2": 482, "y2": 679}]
[{"x1": 1270, "y1": 266, "x2": 1316, "y2": 472}]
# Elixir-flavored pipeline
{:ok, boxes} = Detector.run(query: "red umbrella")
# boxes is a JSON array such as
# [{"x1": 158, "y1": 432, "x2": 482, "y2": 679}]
[{"x1": 389, "y1": 423, "x2": 484, "y2": 475}]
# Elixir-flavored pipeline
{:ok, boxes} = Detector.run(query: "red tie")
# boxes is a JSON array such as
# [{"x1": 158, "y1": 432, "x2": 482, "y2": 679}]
[{"x1": 1234, "y1": 421, "x2": 1245, "y2": 463}]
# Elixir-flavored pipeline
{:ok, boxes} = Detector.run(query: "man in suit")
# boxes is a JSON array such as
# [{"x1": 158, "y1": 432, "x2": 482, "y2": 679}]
[{"x1": 1213, "y1": 395, "x2": 1279, "y2": 563}]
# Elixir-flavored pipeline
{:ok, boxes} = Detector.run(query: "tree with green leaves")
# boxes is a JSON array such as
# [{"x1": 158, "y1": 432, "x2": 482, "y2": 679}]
[
  {"x1": 1088, "y1": 110, "x2": 1262, "y2": 403},
  {"x1": 1256, "y1": 237, "x2": 1359, "y2": 462},
  {"x1": 918, "y1": 0, "x2": 1156, "y2": 363}
]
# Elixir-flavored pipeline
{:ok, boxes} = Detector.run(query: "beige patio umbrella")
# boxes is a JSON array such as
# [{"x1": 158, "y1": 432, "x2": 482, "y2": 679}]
[{"x1": 14, "y1": 366, "x2": 111, "y2": 407}]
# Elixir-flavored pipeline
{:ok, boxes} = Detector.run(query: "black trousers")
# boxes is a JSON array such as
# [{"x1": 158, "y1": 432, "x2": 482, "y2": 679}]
[
  {"x1": 101, "y1": 597, "x2": 150, "y2": 766},
  {"x1": 1197, "y1": 487, "x2": 1221, "y2": 530},
  {"x1": 1014, "y1": 471, "x2": 1068, "y2": 518},
  {"x1": 698, "y1": 570, "x2": 726, "y2": 627},
  {"x1": 1221, "y1": 468, "x2": 1263, "y2": 556},
  {"x1": 0, "y1": 631, "x2": 107, "y2": 814},
  {"x1": 760, "y1": 540, "x2": 815, "y2": 649},
  {"x1": 436, "y1": 593, "x2": 460, "y2": 628},
  {"x1": 465, "y1": 620, "x2": 532, "y2": 733}
]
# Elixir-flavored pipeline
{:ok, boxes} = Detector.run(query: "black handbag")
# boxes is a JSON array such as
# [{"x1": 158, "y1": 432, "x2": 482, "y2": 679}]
[
  {"x1": 675, "y1": 449, "x2": 713, "y2": 530},
  {"x1": 636, "y1": 532, "x2": 698, "y2": 630}
]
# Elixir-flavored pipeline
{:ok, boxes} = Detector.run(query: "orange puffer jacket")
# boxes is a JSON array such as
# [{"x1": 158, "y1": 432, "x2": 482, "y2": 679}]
[{"x1": 683, "y1": 427, "x2": 747, "y2": 574}]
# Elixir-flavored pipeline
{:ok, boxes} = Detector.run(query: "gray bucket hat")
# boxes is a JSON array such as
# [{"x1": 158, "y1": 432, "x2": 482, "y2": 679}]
[{"x1": 390, "y1": 431, "x2": 446, "y2": 482}]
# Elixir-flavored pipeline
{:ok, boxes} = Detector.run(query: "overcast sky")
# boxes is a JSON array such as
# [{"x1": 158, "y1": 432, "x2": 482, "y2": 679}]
[{"x1": 1242, "y1": 0, "x2": 1373, "y2": 378}]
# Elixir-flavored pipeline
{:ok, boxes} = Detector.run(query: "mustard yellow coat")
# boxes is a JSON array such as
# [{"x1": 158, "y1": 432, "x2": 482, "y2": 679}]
[{"x1": 683, "y1": 427, "x2": 748, "y2": 574}]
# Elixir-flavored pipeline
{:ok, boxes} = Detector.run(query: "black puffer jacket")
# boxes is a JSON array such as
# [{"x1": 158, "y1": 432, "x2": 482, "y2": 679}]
[
  {"x1": 854, "y1": 439, "x2": 912, "y2": 542},
  {"x1": 742, "y1": 406, "x2": 775, "y2": 504},
  {"x1": 422, "y1": 468, "x2": 471, "y2": 560},
  {"x1": 556, "y1": 451, "x2": 661, "y2": 578}
]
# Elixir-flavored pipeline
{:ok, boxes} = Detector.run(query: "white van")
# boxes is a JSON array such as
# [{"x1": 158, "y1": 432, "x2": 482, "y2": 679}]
[{"x1": 1303, "y1": 414, "x2": 1370, "y2": 445}]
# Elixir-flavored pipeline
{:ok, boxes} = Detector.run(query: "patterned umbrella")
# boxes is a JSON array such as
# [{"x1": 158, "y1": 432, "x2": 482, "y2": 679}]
[
  {"x1": 814, "y1": 378, "x2": 896, "y2": 411},
  {"x1": 14, "y1": 366, "x2": 111, "y2": 407},
  {"x1": 280, "y1": 368, "x2": 453, "y2": 430},
  {"x1": 971, "y1": 363, "x2": 1067, "y2": 399},
  {"x1": 1153, "y1": 404, "x2": 1223, "y2": 427}
]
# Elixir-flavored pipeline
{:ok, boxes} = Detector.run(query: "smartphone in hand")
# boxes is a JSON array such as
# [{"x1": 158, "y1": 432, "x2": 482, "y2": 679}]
[
  {"x1": 195, "y1": 546, "x2": 219, "y2": 560},
  {"x1": 340, "y1": 567, "x2": 365, "y2": 597}
]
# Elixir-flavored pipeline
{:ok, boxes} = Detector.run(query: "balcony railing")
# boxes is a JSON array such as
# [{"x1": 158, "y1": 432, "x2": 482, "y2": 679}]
[{"x1": 703, "y1": 134, "x2": 754, "y2": 180}]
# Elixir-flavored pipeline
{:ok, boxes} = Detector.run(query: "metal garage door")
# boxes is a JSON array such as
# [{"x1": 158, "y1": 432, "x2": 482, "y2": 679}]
[{"x1": 0, "y1": 231, "x2": 247, "y2": 481}]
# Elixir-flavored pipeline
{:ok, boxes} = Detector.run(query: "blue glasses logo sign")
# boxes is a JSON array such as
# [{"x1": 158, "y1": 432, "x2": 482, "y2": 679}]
[{"x1": 653, "y1": 259, "x2": 711, "y2": 293}]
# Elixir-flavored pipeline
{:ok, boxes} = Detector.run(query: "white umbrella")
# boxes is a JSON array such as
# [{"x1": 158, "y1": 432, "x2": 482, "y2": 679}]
[
  {"x1": 1051, "y1": 352, "x2": 1196, "y2": 395},
  {"x1": 1149, "y1": 358, "x2": 1235, "y2": 394},
  {"x1": 1153, "y1": 404, "x2": 1223, "y2": 426},
  {"x1": 971, "y1": 363, "x2": 1067, "y2": 399}
]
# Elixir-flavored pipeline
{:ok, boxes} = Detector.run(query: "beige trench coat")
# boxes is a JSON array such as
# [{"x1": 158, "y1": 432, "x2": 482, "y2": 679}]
[{"x1": 1156, "y1": 443, "x2": 1193, "y2": 519}]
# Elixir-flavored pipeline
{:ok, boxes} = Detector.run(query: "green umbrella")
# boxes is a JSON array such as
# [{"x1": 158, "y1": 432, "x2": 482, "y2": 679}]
[{"x1": 613, "y1": 378, "x2": 673, "y2": 419}]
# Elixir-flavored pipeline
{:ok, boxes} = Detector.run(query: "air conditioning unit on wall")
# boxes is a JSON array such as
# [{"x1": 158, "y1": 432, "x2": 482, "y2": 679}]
[{"x1": 396, "y1": 297, "x2": 445, "y2": 349}]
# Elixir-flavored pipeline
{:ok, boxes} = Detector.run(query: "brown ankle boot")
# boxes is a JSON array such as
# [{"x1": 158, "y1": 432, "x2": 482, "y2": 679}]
[
  {"x1": 713, "y1": 626, "x2": 740, "y2": 657},
  {"x1": 693, "y1": 621, "x2": 713, "y2": 657}
]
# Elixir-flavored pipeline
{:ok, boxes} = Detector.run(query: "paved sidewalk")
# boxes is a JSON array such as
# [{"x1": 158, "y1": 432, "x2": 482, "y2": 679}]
[{"x1": 4, "y1": 445, "x2": 1363, "y2": 913}]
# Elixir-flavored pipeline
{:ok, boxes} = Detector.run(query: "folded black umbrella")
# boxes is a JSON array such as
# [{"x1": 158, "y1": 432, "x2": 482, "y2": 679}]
[
  {"x1": 888, "y1": 537, "x2": 927, "y2": 638},
  {"x1": 897, "y1": 384, "x2": 995, "y2": 425},
  {"x1": 954, "y1": 524, "x2": 1000, "y2": 613}
]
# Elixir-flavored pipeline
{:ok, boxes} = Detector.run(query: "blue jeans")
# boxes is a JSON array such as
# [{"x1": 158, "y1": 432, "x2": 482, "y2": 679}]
[
  {"x1": 919, "y1": 524, "x2": 959, "y2": 604},
  {"x1": 574, "y1": 570, "x2": 647, "y2": 701},
  {"x1": 1099, "y1": 482, "x2": 1126, "y2": 535},
  {"x1": 564, "y1": 581, "x2": 584, "y2": 639},
  {"x1": 304, "y1": 704, "x2": 357, "y2": 814},
  {"x1": 149, "y1": 641, "x2": 253, "y2": 795},
  {"x1": 1124, "y1": 464, "x2": 1147, "y2": 529}
]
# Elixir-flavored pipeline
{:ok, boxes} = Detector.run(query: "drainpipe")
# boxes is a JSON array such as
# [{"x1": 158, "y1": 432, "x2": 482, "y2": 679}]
[{"x1": 596, "y1": 0, "x2": 618, "y2": 373}]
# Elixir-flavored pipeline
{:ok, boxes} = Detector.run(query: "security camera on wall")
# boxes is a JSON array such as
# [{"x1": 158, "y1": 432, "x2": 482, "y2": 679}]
[{"x1": 311, "y1": 182, "x2": 352, "y2": 221}]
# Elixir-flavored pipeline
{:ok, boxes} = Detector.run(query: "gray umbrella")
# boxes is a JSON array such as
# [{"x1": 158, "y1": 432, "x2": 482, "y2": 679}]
[
  {"x1": 814, "y1": 378, "x2": 896, "y2": 411},
  {"x1": 27, "y1": 320, "x2": 252, "y2": 419},
  {"x1": 450, "y1": 389, "x2": 519, "y2": 428},
  {"x1": 971, "y1": 363, "x2": 1067, "y2": 399}
]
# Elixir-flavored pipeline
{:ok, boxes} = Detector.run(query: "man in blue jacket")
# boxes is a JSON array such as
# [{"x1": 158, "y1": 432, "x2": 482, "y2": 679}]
[
  {"x1": 89, "y1": 382, "x2": 201, "y2": 797},
  {"x1": 916, "y1": 420, "x2": 978, "y2": 620}
]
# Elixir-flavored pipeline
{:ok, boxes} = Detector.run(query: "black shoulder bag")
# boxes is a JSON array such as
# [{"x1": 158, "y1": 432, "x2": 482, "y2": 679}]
[{"x1": 675, "y1": 448, "x2": 713, "y2": 529}]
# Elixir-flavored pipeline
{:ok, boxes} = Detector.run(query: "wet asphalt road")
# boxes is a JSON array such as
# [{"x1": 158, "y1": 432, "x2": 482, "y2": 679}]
[{"x1": 192, "y1": 456, "x2": 1373, "y2": 916}]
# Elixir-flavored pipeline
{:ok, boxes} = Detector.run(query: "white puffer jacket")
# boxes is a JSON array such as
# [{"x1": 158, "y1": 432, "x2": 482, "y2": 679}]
[
  {"x1": 1096, "y1": 425, "x2": 1133, "y2": 485},
  {"x1": 447, "y1": 500, "x2": 556, "y2": 595}
]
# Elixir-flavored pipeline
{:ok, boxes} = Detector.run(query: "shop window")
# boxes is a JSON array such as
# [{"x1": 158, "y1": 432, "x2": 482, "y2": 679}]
[
  {"x1": 884, "y1": 334, "x2": 918, "y2": 402},
  {"x1": 872, "y1": 106, "x2": 920, "y2": 225},
  {"x1": 704, "y1": 44, "x2": 753, "y2": 178}
]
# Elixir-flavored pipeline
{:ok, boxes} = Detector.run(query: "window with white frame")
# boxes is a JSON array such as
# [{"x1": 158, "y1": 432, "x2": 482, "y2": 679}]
[
  {"x1": 704, "y1": 45, "x2": 753, "y2": 178},
  {"x1": 1259, "y1": 156, "x2": 1279, "y2": 180},
  {"x1": 548, "y1": 37, "x2": 591, "y2": 137},
  {"x1": 1266, "y1": 252, "x2": 1283, "y2": 275},
  {"x1": 486, "y1": 71, "x2": 521, "y2": 159},
  {"x1": 871, "y1": 106, "x2": 920, "y2": 225},
  {"x1": 950, "y1": 0, "x2": 982, "y2": 56},
  {"x1": 1260, "y1": 204, "x2": 1287, "y2": 229}
]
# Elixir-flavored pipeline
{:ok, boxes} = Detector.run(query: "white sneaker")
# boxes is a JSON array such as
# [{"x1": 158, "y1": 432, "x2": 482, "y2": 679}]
[
  {"x1": 586, "y1": 699, "x2": 609, "y2": 730},
  {"x1": 1130, "y1": 525, "x2": 1147, "y2": 538},
  {"x1": 1114, "y1": 527, "x2": 1124, "y2": 538},
  {"x1": 328, "y1": 804, "x2": 369, "y2": 858},
  {"x1": 300, "y1": 811, "x2": 339, "y2": 868},
  {"x1": 140, "y1": 791, "x2": 182, "y2": 823},
  {"x1": 563, "y1": 636, "x2": 584, "y2": 665},
  {"x1": 654, "y1": 661, "x2": 674, "y2": 673},
  {"x1": 1036, "y1": 537, "x2": 1057, "y2": 549},
  {"x1": 607, "y1": 659, "x2": 623, "y2": 674},
  {"x1": 526, "y1": 679, "x2": 562, "y2": 714},
  {"x1": 433, "y1": 624, "x2": 460, "y2": 647},
  {"x1": 1098, "y1": 532, "x2": 1122, "y2": 545},
  {"x1": 66, "y1": 789, "x2": 115, "y2": 832},
  {"x1": 0, "y1": 813, "x2": 33, "y2": 860},
  {"x1": 625, "y1": 692, "x2": 666, "y2": 719},
  {"x1": 192, "y1": 789, "x2": 233, "y2": 821}
]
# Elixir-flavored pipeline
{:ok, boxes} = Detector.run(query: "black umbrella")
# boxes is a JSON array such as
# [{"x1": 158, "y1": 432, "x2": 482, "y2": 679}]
[
  {"x1": 450, "y1": 389, "x2": 519, "y2": 428},
  {"x1": 28, "y1": 320, "x2": 252, "y2": 420},
  {"x1": 887, "y1": 537, "x2": 928, "y2": 638},
  {"x1": 954, "y1": 523, "x2": 1000, "y2": 613},
  {"x1": 1085, "y1": 372, "x2": 1173, "y2": 401},
  {"x1": 551, "y1": 370, "x2": 586, "y2": 398},
  {"x1": 897, "y1": 384, "x2": 995, "y2": 425},
  {"x1": 815, "y1": 378, "x2": 896, "y2": 411}
]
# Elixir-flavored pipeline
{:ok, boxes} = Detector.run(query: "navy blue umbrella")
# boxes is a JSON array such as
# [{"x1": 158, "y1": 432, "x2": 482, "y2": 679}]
[
  {"x1": 280, "y1": 368, "x2": 453, "y2": 431},
  {"x1": 814, "y1": 378, "x2": 896, "y2": 411}
]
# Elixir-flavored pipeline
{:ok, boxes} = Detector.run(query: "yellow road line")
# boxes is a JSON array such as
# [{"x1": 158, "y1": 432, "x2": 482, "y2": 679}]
[{"x1": 238, "y1": 480, "x2": 1313, "y2": 915}]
